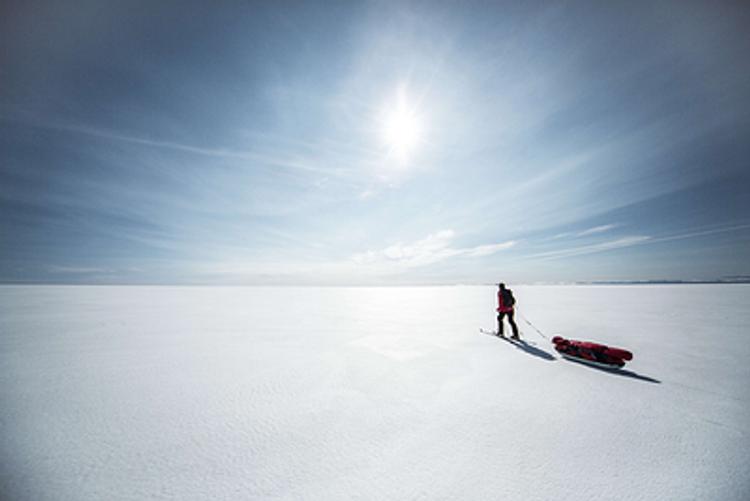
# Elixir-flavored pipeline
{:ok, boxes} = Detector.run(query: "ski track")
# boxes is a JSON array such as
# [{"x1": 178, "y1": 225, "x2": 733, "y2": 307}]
[{"x1": 1, "y1": 285, "x2": 749, "y2": 500}]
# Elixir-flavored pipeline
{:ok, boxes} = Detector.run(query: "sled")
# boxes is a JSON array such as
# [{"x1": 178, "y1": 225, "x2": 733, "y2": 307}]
[{"x1": 552, "y1": 335, "x2": 632, "y2": 368}]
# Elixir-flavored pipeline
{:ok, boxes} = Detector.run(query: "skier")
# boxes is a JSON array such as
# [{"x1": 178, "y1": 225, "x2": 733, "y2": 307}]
[{"x1": 496, "y1": 283, "x2": 519, "y2": 339}]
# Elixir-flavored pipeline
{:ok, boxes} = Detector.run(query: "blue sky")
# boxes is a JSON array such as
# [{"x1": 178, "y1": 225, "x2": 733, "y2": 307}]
[{"x1": 1, "y1": 1, "x2": 749, "y2": 284}]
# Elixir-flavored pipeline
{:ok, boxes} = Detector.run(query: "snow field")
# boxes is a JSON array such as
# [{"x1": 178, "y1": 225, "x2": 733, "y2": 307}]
[{"x1": 1, "y1": 285, "x2": 748, "y2": 500}]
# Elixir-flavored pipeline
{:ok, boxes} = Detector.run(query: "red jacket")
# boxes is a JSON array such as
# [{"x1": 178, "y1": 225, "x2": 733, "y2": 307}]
[{"x1": 497, "y1": 290, "x2": 514, "y2": 313}]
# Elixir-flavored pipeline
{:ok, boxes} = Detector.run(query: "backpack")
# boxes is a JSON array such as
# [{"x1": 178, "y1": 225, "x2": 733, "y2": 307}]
[{"x1": 502, "y1": 289, "x2": 515, "y2": 308}]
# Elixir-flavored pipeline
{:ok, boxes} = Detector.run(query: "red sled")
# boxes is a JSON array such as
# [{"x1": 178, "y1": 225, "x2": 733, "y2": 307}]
[{"x1": 552, "y1": 336, "x2": 633, "y2": 369}]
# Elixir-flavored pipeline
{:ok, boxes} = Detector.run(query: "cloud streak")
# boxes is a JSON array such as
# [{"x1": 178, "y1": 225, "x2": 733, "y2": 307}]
[
  {"x1": 547, "y1": 224, "x2": 619, "y2": 241},
  {"x1": 530, "y1": 236, "x2": 652, "y2": 261},
  {"x1": 352, "y1": 230, "x2": 515, "y2": 268},
  {"x1": 576, "y1": 224, "x2": 618, "y2": 237},
  {"x1": 530, "y1": 223, "x2": 750, "y2": 262},
  {"x1": 1, "y1": 114, "x2": 357, "y2": 178}
]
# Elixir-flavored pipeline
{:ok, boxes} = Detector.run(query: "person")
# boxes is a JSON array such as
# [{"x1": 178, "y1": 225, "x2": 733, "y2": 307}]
[{"x1": 496, "y1": 283, "x2": 519, "y2": 339}]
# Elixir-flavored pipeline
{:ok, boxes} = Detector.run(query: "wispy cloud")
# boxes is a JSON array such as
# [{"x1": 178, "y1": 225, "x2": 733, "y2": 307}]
[
  {"x1": 531, "y1": 236, "x2": 651, "y2": 261},
  {"x1": 48, "y1": 266, "x2": 112, "y2": 274},
  {"x1": 576, "y1": 224, "x2": 618, "y2": 237},
  {"x1": 352, "y1": 230, "x2": 515, "y2": 268},
  {"x1": 530, "y1": 223, "x2": 750, "y2": 262},
  {"x1": 544, "y1": 223, "x2": 617, "y2": 241},
  {"x1": 649, "y1": 223, "x2": 750, "y2": 244},
  {"x1": 464, "y1": 242, "x2": 517, "y2": 257},
  {"x1": 2, "y1": 114, "x2": 356, "y2": 178}
]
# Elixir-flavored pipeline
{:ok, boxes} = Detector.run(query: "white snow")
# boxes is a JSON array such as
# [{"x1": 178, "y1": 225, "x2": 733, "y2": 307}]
[{"x1": 1, "y1": 285, "x2": 748, "y2": 500}]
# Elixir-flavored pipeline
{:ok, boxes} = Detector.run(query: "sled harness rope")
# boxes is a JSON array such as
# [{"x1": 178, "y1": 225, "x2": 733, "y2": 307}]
[{"x1": 516, "y1": 310, "x2": 550, "y2": 340}]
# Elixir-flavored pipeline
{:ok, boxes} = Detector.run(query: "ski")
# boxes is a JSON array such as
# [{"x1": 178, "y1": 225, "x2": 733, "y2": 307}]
[{"x1": 480, "y1": 328, "x2": 533, "y2": 345}]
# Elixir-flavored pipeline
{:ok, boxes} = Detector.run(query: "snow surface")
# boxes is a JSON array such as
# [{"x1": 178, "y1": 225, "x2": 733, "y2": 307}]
[{"x1": 1, "y1": 285, "x2": 749, "y2": 500}]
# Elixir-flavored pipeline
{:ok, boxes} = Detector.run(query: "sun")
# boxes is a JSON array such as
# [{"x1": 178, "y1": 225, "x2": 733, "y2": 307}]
[{"x1": 381, "y1": 91, "x2": 422, "y2": 163}]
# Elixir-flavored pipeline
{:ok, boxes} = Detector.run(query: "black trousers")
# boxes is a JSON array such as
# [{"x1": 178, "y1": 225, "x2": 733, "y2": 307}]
[{"x1": 497, "y1": 311, "x2": 519, "y2": 337}]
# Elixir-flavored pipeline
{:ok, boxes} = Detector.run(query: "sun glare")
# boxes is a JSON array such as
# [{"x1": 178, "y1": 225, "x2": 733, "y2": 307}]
[{"x1": 381, "y1": 90, "x2": 422, "y2": 163}]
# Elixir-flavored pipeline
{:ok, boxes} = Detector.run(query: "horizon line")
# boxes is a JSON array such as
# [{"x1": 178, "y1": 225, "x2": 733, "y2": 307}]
[{"x1": 2, "y1": 279, "x2": 749, "y2": 287}]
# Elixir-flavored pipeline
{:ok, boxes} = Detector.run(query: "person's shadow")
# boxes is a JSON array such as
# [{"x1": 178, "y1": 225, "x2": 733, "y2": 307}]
[{"x1": 491, "y1": 333, "x2": 557, "y2": 361}]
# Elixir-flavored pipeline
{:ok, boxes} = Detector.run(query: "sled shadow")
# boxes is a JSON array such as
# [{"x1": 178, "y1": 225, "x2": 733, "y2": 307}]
[
  {"x1": 564, "y1": 357, "x2": 661, "y2": 384},
  {"x1": 497, "y1": 336, "x2": 557, "y2": 362}
]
